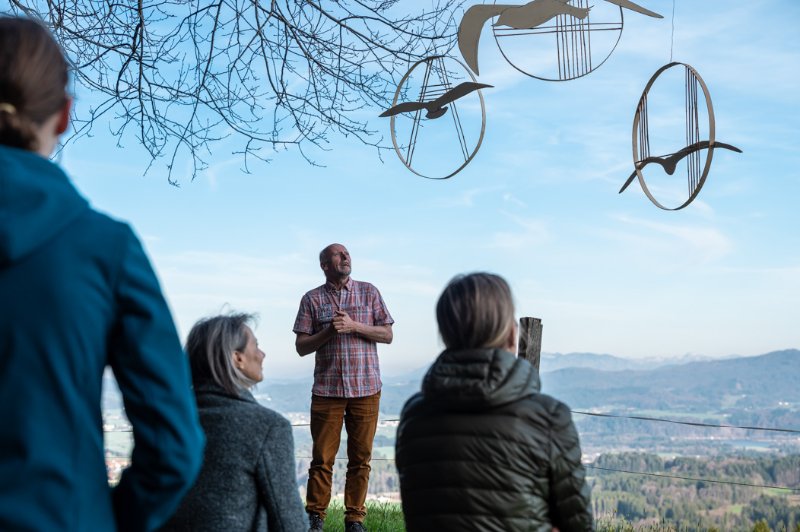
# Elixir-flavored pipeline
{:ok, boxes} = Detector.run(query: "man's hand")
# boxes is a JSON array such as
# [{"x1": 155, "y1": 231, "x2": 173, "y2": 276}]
[{"x1": 333, "y1": 310, "x2": 359, "y2": 334}]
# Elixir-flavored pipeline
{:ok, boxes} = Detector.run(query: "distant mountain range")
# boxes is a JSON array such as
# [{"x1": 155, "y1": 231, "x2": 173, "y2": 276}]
[
  {"x1": 103, "y1": 349, "x2": 800, "y2": 416},
  {"x1": 542, "y1": 349, "x2": 799, "y2": 411},
  {"x1": 382, "y1": 351, "x2": 733, "y2": 384},
  {"x1": 539, "y1": 351, "x2": 729, "y2": 372}
]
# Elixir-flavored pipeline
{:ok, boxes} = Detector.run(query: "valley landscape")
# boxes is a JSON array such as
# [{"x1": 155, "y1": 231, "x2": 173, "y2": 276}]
[{"x1": 103, "y1": 349, "x2": 800, "y2": 529}]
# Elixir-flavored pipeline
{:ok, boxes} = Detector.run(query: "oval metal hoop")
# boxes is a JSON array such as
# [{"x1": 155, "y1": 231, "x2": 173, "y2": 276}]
[
  {"x1": 631, "y1": 62, "x2": 716, "y2": 210},
  {"x1": 389, "y1": 55, "x2": 487, "y2": 180},
  {"x1": 492, "y1": 3, "x2": 623, "y2": 82}
]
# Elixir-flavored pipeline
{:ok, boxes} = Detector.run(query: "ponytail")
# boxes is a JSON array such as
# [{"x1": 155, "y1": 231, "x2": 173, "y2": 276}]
[
  {"x1": 0, "y1": 104, "x2": 39, "y2": 150},
  {"x1": 0, "y1": 17, "x2": 69, "y2": 152}
]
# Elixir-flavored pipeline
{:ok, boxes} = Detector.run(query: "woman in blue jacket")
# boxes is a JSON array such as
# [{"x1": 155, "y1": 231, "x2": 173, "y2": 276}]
[{"x1": 0, "y1": 16, "x2": 204, "y2": 531}]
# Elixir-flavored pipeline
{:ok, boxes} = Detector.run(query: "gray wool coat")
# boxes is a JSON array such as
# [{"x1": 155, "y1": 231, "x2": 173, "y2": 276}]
[{"x1": 161, "y1": 383, "x2": 306, "y2": 532}]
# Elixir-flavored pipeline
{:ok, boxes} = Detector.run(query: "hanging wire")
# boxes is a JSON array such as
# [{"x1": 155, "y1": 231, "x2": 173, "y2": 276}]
[
  {"x1": 290, "y1": 412, "x2": 800, "y2": 434},
  {"x1": 106, "y1": 408, "x2": 800, "y2": 491},
  {"x1": 670, "y1": 0, "x2": 676, "y2": 62},
  {"x1": 585, "y1": 466, "x2": 800, "y2": 492},
  {"x1": 570, "y1": 411, "x2": 800, "y2": 434},
  {"x1": 289, "y1": 457, "x2": 800, "y2": 492}
]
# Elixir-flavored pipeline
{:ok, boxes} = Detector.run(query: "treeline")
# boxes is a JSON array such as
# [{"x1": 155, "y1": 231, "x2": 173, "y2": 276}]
[
  {"x1": 293, "y1": 449, "x2": 800, "y2": 530},
  {"x1": 573, "y1": 409, "x2": 800, "y2": 441},
  {"x1": 591, "y1": 452, "x2": 800, "y2": 530}
]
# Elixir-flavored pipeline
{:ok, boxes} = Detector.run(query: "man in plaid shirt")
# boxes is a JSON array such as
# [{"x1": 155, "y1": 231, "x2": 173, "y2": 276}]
[{"x1": 294, "y1": 243, "x2": 394, "y2": 532}]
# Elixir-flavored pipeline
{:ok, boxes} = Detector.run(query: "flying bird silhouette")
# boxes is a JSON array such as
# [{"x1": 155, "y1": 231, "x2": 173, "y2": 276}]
[
  {"x1": 458, "y1": 0, "x2": 663, "y2": 75},
  {"x1": 604, "y1": 0, "x2": 662, "y2": 19},
  {"x1": 619, "y1": 140, "x2": 743, "y2": 193},
  {"x1": 459, "y1": 0, "x2": 590, "y2": 75},
  {"x1": 379, "y1": 82, "x2": 492, "y2": 120}
]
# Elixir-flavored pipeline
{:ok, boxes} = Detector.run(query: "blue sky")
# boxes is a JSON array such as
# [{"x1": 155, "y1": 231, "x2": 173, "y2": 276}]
[{"x1": 50, "y1": 0, "x2": 799, "y2": 378}]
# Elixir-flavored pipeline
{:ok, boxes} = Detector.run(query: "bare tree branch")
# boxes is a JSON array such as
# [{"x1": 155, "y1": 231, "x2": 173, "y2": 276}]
[{"x1": 3, "y1": 0, "x2": 467, "y2": 182}]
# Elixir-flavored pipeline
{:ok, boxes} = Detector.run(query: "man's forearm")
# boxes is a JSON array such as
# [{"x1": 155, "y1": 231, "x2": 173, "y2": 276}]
[
  {"x1": 354, "y1": 323, "x2": 393, "y2": 344},
  {"x1": 295, "y1": 327, "x2": 335, "y2": 356}
]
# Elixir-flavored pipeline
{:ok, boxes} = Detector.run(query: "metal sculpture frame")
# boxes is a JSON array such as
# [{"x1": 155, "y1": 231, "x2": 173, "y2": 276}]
[
  {"x1": 491, "y1": 2, "x2": 624, "y2": 82},
  {"x1": 631, "y1": 62, "x2": 715, "y2": 210},
  {"x1": 389, "y1": 55, "x2": 487, "y2": 180}
]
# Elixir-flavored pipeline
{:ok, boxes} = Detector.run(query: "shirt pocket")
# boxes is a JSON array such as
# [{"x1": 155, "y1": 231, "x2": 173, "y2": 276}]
[
  {"x1": 318, "y1": 304, "x2": 334, "y2": 324},
  {"x1": 343, "y1": 305, "x2": 371, "y2": 325}
]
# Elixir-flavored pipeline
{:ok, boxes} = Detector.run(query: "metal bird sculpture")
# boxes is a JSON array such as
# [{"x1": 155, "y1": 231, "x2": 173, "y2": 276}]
[
  {"x1": 379, "y1": 82, "x2": 492, "y2": 120},
  {"x1": 619, "y1": 140, "x2": 743, "y2": 193},
  {"x1": 604, "y1": 0, "x2": 662, "y2": 19},
  {"x1": 459, "y1": 0, "x2": 589, "y2": 75},
  {"x1": 458, "y1": 0, "x2": 662, "y2": 75}
]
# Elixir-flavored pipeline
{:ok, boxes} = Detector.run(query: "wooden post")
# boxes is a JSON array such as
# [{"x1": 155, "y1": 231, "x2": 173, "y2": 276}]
[{"x1": 517, "y1": 317, "x2": 543, "y2": 375}]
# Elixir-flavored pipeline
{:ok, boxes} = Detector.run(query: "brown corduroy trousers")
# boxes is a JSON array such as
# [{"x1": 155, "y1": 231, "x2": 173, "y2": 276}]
[{"x1": 305, "y1": 392, "x2": 381, "y2": 523}]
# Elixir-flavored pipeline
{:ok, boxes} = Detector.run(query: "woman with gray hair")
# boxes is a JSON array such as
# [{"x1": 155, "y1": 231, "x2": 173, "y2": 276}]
[
  {"x1": 161, "y1": 313, "x2": 306, "y2": 531},
  {"x1": 395, "y1": 273, "x2": 594, "y2": 531}
]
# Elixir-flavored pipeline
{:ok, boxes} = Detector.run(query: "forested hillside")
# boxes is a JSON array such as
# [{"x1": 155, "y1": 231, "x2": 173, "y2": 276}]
[{"x1": 590, "y1": 452, "x2": 800, "y2": 530}]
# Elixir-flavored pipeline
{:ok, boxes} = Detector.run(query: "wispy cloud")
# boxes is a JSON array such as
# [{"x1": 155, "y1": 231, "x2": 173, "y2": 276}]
[
  {"x1": 610, "y1": 213, "x2": 733, "y2": 263},
  {"x1": 502, "y1": 192, "x2": 527, "y2": 209},
  {"x1": 488, "y1": 212, "x2": 551, "y2": 252},
  {"x1": 432, "y1": 185, "x2": 505, "y2": 208}
]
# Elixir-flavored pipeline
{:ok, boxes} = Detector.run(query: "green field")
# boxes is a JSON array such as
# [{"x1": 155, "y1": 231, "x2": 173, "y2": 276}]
[
  {"x1": 319, "y1": 502, "x2": 723, "y2": 531},
  {"x1": 322, "y1": 502, "x2": 405, "y2": 531}
]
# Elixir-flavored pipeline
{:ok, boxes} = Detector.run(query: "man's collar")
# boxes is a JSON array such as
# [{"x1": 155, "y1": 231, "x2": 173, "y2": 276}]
[{"x1": 325, "y1": 277, "x2": 352, "y2": 292}]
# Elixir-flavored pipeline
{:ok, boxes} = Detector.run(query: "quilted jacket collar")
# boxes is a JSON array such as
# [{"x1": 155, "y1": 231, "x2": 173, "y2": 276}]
[{"x1": 421, "y1": 347, "x2": 541, "y2": 410}]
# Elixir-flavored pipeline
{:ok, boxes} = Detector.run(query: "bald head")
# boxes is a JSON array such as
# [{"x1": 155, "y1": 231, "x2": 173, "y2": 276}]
[
  {"x1": 319, "y1": 243, "x2": 351, "y2": 282},
  {"x1": 319, "y1": 243, "x2": 344, "y2": 265}
]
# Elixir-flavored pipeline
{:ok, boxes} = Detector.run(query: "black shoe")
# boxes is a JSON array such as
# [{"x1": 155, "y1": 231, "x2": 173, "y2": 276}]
[
  {"x1": 345, "y1": 521, "x2": 367, "y2": 532},
  {"x1": 308, "y1": 512, "x2": 324, "y2": 532}
]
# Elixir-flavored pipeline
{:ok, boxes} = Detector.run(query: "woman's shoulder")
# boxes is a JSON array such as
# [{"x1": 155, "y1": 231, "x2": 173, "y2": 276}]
[
  {"x1": 198, "y1": 392, "x2": 291, "y2": 431},
  {"x1": 511, "y1": 392, "x2": 576, "y2": 434},
  {"x1": 245, "y1": 401, "x2": 291, "y2": 428},
  {"x1": 231, "y1": 401, "x2": 293, "y2": 446}
]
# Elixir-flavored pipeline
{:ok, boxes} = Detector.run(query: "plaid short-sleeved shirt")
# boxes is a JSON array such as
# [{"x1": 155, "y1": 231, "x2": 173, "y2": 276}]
[{"x1": 293, "y1": 278, "x2": 394, "y2": 398}]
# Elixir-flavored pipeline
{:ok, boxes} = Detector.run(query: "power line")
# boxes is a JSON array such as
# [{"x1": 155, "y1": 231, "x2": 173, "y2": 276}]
[
  {"x1": 290, "y1": 457, "x2": 800, "y2": 492},
  {"x1": 586, "y1": 465, "x2": 800, "y2": 492},
  {"x1": 289, "y1": 419, "x2": 400, "y2": 428},
  {"x1": 105, "y1": 413, "x2": 800, "y2": 434},
  {"x1": 297, "y1": 457, "x2": 395, "y2": 462},
  {"x1": 107, "y1": 447, "x2": 800, "y2": 492},
  {"x1": 571, "y1": 410, "x2": 800, "y2": 434},
  {"x1": 104, "y1": 429, "x2": 800, "y2": 491},
  {"x1": 292, "y1": 413, "x2": 800, "y2": 434}
]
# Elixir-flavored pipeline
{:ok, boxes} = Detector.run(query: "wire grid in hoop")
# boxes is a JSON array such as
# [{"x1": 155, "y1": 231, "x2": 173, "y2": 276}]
[
  {"x1": 492, "y1": 1, "x2": 623, "y2": 81},
  {"x1": 389, "y1": 56, "x2": 487, "y2": 180},
  {"x1": 632, "y1": 62, "x2": 715, "y2": 210}
]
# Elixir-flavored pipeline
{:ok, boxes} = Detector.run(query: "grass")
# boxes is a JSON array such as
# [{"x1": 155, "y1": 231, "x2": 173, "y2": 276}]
[
  {"x1": 322, "y1": 502, "x2": 405, "y2": 531},
  {"x1": 595, "y1": 516, "x2": 723, "y2": 532},
  {"x1": 318, "y1": 503, "x2": 719, "y2": 532},
  {"x1": 319, "y1": 503, "x2": 761, "y2": 532},
  {"x1": 727, "y1": 504, "x2": 744, "y2": 515}
]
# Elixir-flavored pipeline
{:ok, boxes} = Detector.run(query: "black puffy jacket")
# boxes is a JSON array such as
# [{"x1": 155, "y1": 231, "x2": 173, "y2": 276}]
[{"x1": 396, "y1": 348, "x2": 593, "y2": 532}]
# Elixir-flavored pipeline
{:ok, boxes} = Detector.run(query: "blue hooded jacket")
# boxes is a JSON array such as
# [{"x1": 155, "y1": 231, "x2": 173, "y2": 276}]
[{"x1": 0, "y1": 144, "x2": 204, "y2": 531}]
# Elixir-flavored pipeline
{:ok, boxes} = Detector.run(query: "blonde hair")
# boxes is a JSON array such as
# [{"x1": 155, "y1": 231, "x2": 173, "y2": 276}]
[{"x1": 436, "y1": 273, "x2": 515, "y2": 350}]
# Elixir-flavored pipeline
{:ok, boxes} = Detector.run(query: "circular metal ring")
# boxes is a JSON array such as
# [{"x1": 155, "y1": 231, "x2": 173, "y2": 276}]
[
  {"x1": 631, "y1": 62, "x2": 715, "y2": 210},
  {"x1": 491, "y1": 2, "x2": 623, "y2": 82},
  {"x1": 389, "y1": 55, "x2": 487, "y2": 180}
]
